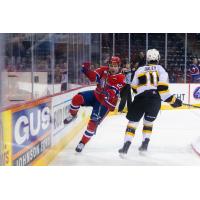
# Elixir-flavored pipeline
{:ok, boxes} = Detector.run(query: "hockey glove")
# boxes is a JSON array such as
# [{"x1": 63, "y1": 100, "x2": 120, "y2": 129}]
[
  {"x1": 170, "y1": 98, "x2": 182, "y2": 108},
  {"x1": 81, "y1": 62, "x2": 91, "y2": 73}
]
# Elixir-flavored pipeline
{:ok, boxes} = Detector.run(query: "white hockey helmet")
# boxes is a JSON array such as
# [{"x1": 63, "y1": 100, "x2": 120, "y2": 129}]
[{"x1": 146, "y1": 49, "x2": 160, "y2": 62}]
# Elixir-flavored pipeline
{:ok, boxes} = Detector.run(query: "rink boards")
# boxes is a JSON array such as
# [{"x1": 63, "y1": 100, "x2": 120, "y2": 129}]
[
  {"x1": 120, "y1": 83, "x2": 200, "y2": 111},
  {"x1": 162, "y1": 83, "x2": 200, "y2": 109},
  {"x1": 0, "y1": 86, "x2": 95, "y2": 166},
  {"x1": 1, "y1": 83, "x2": 200, "y2": 166}
]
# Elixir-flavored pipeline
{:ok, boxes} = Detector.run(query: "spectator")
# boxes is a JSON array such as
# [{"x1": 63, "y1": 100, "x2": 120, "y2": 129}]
[
  {"x1": 118, "y1": 51, "x2": 145, "y2": 112},
  {"x1": 188, "y1": 58, "x2": 200, "y2": 83},
  {"x1": 132, "y1": 51, "x2": 146, "y2": 69},
  {"x1": 54, "y1": 65, "x2": 62, "y2": 83},
  {"x1": 61, "y1": 69, "x2": 68, "y2": 91},
  {"x1": 118, "y1": 64, "x2": 133, "y2": 112}
]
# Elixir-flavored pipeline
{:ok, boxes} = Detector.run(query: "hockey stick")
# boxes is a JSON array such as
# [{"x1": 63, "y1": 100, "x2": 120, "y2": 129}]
[{"x1": 182, "y1": 103, "x2": 200, "y2": 109}]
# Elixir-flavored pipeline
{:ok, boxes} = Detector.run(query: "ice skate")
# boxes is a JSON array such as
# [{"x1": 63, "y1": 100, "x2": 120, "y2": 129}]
[
  {"x1": 63, "y1": 113, "x2": 77, "y2": 124},
  {"x1": 138, "y1": 138, "x2": 150, "y2": 152},
  {"x1": 118, "y1": 141, "x2": 131, "y2": 158},
  {"x1": 75, "y1": 142, "x2": 85, "y2": 153}
]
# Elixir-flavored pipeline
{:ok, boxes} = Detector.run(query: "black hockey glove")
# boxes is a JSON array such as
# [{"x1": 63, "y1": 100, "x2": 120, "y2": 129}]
[{"x1": 170, "y1": 98, "x2": 182, "y2": 108}]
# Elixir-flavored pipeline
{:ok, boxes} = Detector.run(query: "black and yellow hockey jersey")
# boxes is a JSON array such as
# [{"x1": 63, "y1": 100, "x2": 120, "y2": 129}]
[{"x1": 131, "y1": 64, "x2": 173, "y2": 102}]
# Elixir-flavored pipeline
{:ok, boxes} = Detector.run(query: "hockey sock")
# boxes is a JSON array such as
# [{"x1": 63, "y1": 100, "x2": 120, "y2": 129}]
[
  {"x1": 70, "y1": 94, "x2": 84, "y2": 116},
  {"x1": 142, "y1": 120, "x2": 153, "y2": 141},
  {"x1": 80, "y1": 120, "x2": 98, "y2": 144},
  {"x1": 81, "y1": 135, "x2": 91, "y2": 144},
  {"x1": 124, "y1": 121, "x2": 139, "y2": 143}
]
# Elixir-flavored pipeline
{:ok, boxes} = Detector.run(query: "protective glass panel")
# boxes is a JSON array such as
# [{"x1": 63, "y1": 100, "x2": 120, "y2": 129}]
[
  {"x1": 130, "y1": 33, "x2": 146, "y2": 66},
  {"x1": 101, "y1": 33, "x2": 113, "y2": 65},
  {"x1": 115, "y1": 33, "x2": 129, "y2": 67},
  {"x1": 3, "y1": 34, "x2": 33, "y2": 105},
  {"x1": 33, "y1": 34, "x2": 52, "y2": 98},
  {"x1": 187, "y1": 33, "x2": 200, "y2": 83},
  {"x1": 167, "y1": 33, "x2": 185, "y2": 83},
  {"x1": 148, "y1": 33, "x2": 165, "y2": 67}
]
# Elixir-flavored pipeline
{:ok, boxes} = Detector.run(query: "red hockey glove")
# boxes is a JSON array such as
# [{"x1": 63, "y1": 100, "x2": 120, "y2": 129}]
[
  {"x1": 103, "y1": 90, "x2": 117, "y2": 111},
  {"x1": 81, "y1": 62, "x2": 91, "y2": 73}
]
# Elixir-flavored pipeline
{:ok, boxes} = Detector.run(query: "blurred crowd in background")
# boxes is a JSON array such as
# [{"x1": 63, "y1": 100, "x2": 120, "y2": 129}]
[
  {"x1": 1, "y1": 33, "x2": 200, "y2": 108},
  {"x1": 3, "y1": 33, "x2": 200, "y2": 84}
]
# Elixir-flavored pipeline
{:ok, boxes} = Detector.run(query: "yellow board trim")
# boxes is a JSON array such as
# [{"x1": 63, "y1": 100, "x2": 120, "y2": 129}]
[
  {"x1": 33, "y1": 111, "x2": 119, "y2": 166},
  {"x1": 32, "y1": 116, "x2": 90, "y2": 166},
  {"x1": 113, "y1": 103, "x2": 200, "y2": 113},
  {"x1": 2, "y1": 110, "x2": 12, "y2": 166},
  {"x1": 6, "y1": 101, "x2": 200, "y2": 166}
]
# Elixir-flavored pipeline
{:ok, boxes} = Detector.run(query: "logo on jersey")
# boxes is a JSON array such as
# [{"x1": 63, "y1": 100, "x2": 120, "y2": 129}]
[
  {"x1": 117, "y1": 83, "x2": 123, "y2": 89},
  {"x1": 193, "y1": 87, "x2": 200, "y2": 99}
]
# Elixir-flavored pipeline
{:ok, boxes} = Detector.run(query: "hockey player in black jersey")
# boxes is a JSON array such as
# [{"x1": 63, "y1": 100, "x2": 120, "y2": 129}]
[
  {"x1": 118, "y1": 52, "x2": 145, "y2": 113},
  {"x1": 119, "y1": 49, "x2": 182, "y2": 156}
]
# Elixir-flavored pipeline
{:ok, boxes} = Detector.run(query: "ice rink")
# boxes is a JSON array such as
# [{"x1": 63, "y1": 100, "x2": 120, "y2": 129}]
[{"x1": 50, "y1": 109, "x2": 200, "y2": 166}]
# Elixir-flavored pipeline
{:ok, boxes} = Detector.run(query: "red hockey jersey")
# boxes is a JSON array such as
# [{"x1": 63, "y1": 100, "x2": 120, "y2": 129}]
[{"x1": 84, "y1": 66, "x2": 125, "y2": 111}]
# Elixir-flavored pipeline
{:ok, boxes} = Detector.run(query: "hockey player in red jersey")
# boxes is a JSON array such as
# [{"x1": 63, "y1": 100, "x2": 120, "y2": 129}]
[{"x1": 63, "y1": 56, "x2": 125, "y2": 152}]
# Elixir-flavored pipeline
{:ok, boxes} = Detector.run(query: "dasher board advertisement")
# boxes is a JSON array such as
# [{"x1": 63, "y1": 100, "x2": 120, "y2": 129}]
[
  {"x1": 11, "y1": 98, "x2": 51, "y2": 166},
  {"x1": 51, "y1": 86, "x2": 95, "y2": 146},
  {"x1": 189, "y1": 84, "x2": 200, "y2": 105}
]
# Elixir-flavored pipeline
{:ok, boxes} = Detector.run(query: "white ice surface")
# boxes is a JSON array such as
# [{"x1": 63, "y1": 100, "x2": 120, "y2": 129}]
[{"x1": 50, "y1": 109, "x2": 200, "y2": 166}]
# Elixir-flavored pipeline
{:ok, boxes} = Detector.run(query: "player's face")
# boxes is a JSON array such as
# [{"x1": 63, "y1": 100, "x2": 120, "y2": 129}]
[{"x1": 109, "y1": 63, "x2": 119, "y2": 74}]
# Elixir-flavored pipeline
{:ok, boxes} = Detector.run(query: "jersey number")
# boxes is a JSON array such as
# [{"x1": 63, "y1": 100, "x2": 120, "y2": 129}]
[{"x1": 138, "y1": 71, "x2": 159, "y2": 86}]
